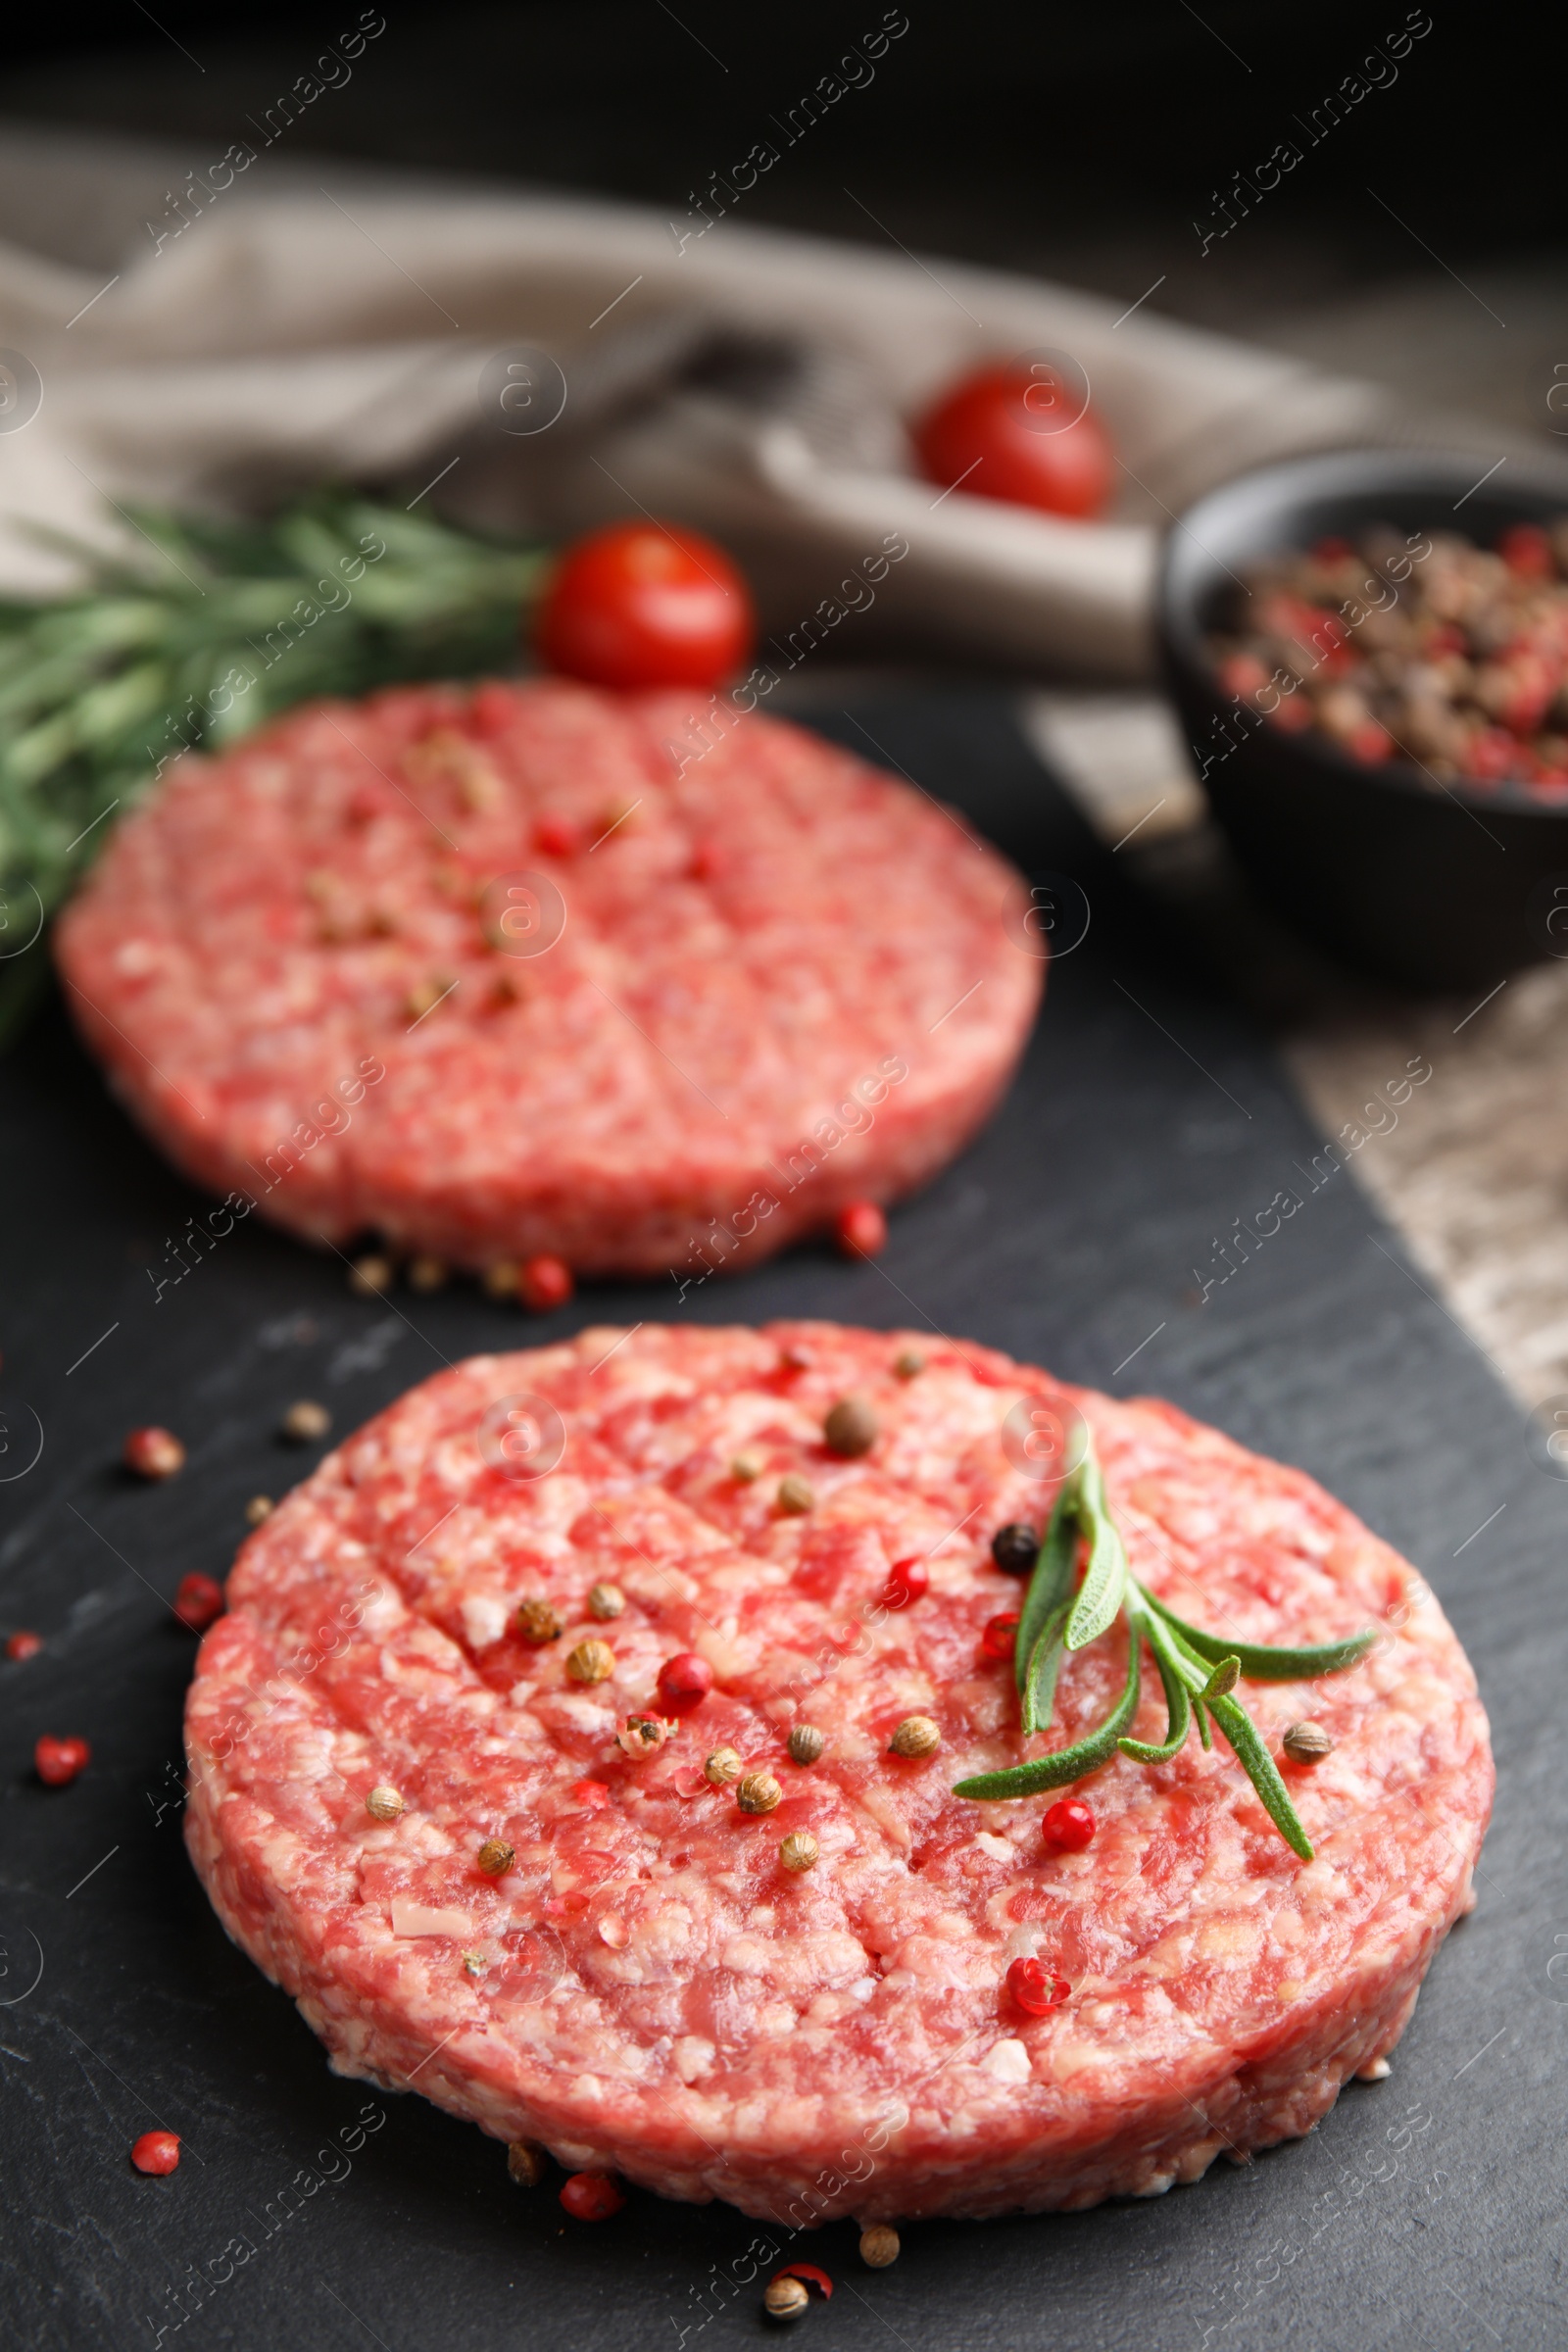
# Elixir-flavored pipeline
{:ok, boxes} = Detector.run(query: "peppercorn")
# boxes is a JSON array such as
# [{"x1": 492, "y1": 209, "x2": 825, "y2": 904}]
[
  {"x1": 990, "y1": 1522, "x2": 1039, "y2": 1576},
  {"x1": 776, "y1": 1474, "x2": 815, "y2": 1515},
  {"x1": 476, "y1": 1838, "x2": 515, "y2": 1876},
  {"x1": 882, "y1": 1556, "x2": 927, "y2": 1610},
  {"x1": 123, "y1": 1425, "x2": 185, "y2": 1480},
  {"x1": 1005, "y1": 1955, "x2": 1069, "y2": 2015},
  {"x1": 657, "y1": 1652, "x2": 713, "y2": 1713},
  {"x1": 980, "y1": 1610, "x2": 1020, "y2": 1662},
  {"x1": 616, "y1": 1714, "x2": 671, "y2": 1759},
  {"x1": 244, "y1": 1494, "x2": 273, "y2": 1527},
  {"x1": 764, "y1": 2276, "x2": 810, "y2": 2320},
  {"x1": 1282, "y1": 1721, "x2": 1336, "y2": 1763},
  {"x1": 5, "y1": 1630, "x2": 42, "y2": 1661},
  {"x1": 514, "y1": 1597, "x2": 564, "y2": 1644},
  {"x1": 279, "y1": 1398, "x2": 330, "y2": 1444},
  {"x1": 172, "y1": 1573, "x2": 224, "y2": 1632},
  {"x1": 408, "y1": 1255, "x2": 448, "y2": 1292},
  {"x1": 349, "y1": 1252, "x2": 393, "y2": 1298},
  {"x1": 483, "y1": 1260, "x2": 519, "y2": 1299},
  {"x1": 889, "y1": 1715, "x2": 940, "y2": 1759},
  {"x1": 859, "y1": 2226, "x2": 901, "y2": 2268},
  {"x1": 737, "y1": 1771, "x2": 782, "y2": 1814},
  {"x1": 893, "y1": 1348, "x2": 924, "y2": 1379},
  {"x1": 35, "y1": 1735, "x2": 90, "y2": 1787},
  {"x1": 366, "y1": 1785, "x2": 406, "y2": 1822},
  {"x1": 519, "y1": 1254, "x2": 574, "y2": 1312},
  {"x1": 130, "y1": 2131, "x2": 181, "y2": 2176},
  {"x1": 787, "y1": 1725, "x2": 826, "y2": 1766},
  {"x1": 507, "y1": 2138, "x2": 549, "y2": 2186},
  {"x1": 730, "y1": 1451, "x2": 763, "y2": 1483},
  {"x1": 836, "y1": 1200, "x2": 887, "y2": 1259},
  {"x1": 705, "y1": 1746, "x2": 744, "y2": 1787},
  {"x1": 462, "y1": 1950, "x2": 488, "y2": 1977},
  {"x1": 566, "y1": 1638, "x2": 614, "y2": 1685},
  {"x1": 780, "y1": 1831, "x2": 819, "y2": 1872},
  {"x1": 560, "y1": 2171, "x2": 624, "y2": 2221},
  {"x1": 586, "y1": 1582, "x2": 625, "y2": 1621},
  {"x1": 1042, "y1": 1798, "x2": 1096, "y2": 1851},
  {"x1": 824, "y1": 1396, "x2": 878, "y2": 1458}
]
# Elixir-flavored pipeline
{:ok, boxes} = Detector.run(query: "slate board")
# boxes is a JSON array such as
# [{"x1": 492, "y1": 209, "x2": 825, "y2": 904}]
[{"x1": 1, "y1": 689, "x2": 1561, "y2": 2352}]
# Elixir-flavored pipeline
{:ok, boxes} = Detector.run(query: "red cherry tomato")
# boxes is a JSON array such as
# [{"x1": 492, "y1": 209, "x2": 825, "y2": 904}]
[
  {"x1": 560, "y1": 2170, "x2": 624, "y2": 2220},
  {"x1": 1042, "y1": 1797, "x2": 1096, "y2": 1851},
  {"x1": 173, "y1": 1573, "x2": 224, "y2": 1633},
  {"x1": 535, "y1": 522, "x2": 755, "y2": 691},
  {"x1": 35, "y1": 1735, "x2": 90, "y2": 1787},
  {"x1": 1005, "y1": 1956, "x2": 1070, "y2": 2015},
  {"x1": 657, "y1": 1652, "x2": 714, "y2": 1714},
  {"x1": 882, "y1": 1556, "x2": 928, "y2": 1611},
  {"x1": 131, "y1": 2131, "x2": 181, "y2": 2176},
  {"x1": 912, "y1": 363, "x2": 1114, "y2": 520},
  {"x1": 835, "y1": 1200, "x2": 888, "y2": 1259}
]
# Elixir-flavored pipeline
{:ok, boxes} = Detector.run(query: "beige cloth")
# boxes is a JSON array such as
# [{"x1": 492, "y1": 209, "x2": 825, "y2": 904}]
[{"x1": 0, "y1": 122, "x2": 1542, "y2": 679}]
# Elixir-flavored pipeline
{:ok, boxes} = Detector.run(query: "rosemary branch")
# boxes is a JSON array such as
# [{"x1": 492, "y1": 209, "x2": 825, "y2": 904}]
[
  {"x1": 955, "y1": 1431, "x2": 1376, "y2": 1857},
  {"x1": 0, "y1": 492, "x2": 547, "y2": 1048}
]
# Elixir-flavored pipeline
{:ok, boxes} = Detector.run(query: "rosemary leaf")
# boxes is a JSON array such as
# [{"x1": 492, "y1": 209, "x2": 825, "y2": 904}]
[
  {"x1": 1063, "y1": 1453, "x2": 1127, "y2": 1651},
  {"x1": 955, "y1": 1632, "x2": 1142, "y2": 1800},
  {"x1": 1203, "y1": 1690, "x2": 1315, "y2": 1861},
  {"x1": 1014, "y1": 1471, "x2": 1081, "y2": 1703},
  {"x1": 1117, "y1": 1607, "x2": 1194, "y2": 1765},
  {"x1": 1019, "y1": 1598, "x2": 1071, "y2": 1740},
  {"x1": 1139, "y1": 1585, "x2": 1376, "y2": 1681}
]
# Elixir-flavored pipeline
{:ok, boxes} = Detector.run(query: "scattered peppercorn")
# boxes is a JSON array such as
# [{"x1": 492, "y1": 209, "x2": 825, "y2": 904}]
[
  {"x1": 130, "y1": 2131, "x2": 181, "y2": 2176},
  {"x1": 560, "y1": 2171, "x2": 624, "y2": 2221},
  {"x1": 990, "y1": 1521, "x2": 1039, "y2": 1576},
  {"x1": 514, "y1": 1598, "x2": 564, "y2": 1644},
  {"x1": 244, "y1": 1494, "x2": 273, "y2": 1526},
  {"x1": 836, "y1": 1200, "x2": 888, "y2": 1259},
  {"x1": 483, "y1": 1260, "x2": 518, "y2": 1299},
  {"x1": 507, "y1": 2138, "x2": 549, "y2": 2186},
  {"x1": 519, "y1": 1254, "x2": 574, "y2": 1312},
  {"x1": 616, "y1": 1714, "x2": 672, "y2": 1758},
  {"x1": 893, "y1": 1348, "x2": 926, "y2": 1378},
  {"x1": 764, "y1": 2277, "x2": 810, "y2": 2321},
  {"x1": 172, "y1": 1573, "x2": 223, "y2": 1633},
  {"x1": 780, "y1": 1831, "x2": 819, "y2": 1872},
  {"x1": 566, "y1": 1638, "x2": 614, "y2": 1685},
  {"x1": 776, "y1": 1474, "x2": 815, "y2": 1515},
  {"x1": 476, "y1": 1838, "x2": 515, "y2": 1876},
  {"x1": 859, "y1": 2226, "x2": 901, "y2": 2269},
  {"x1": 1283, "y1": 1721, "x2": 1336, "y2": 1763},
  {"x1": 889, "y1": 1715, "x2": 940, "y2": 1760},
  {"x1": 824, "y1": 1396, "x2": 878, "y2": 1458},
  {"x1": 657, "y1": 1652, "x2": 714, "y2": 1714},
  {"x1": 730, "y1": 1451, "x2": 763, "y2": 1483},
  {"x1": 5, "y1": 1630, "x2": 42, "y2": 1661},
  {"x1": 123, "y1": 1425, "x2": 185, "y2": 1480},
  {"x1": 366, "y1": 1785, "x2": 406, "y2": 1822},
  {"x1": 571, "y1": 1779, "x2": 611, "y2": 1806},
  {"x1": 349, "y1": 1252, "x2": 394, "y2": 1298},
  {"x1": 1005, "y1": 1955, "x2": 1070, "y2": 2015},
  {"x1": 980, "y1": 1610, "x2": 1020, "y2": 1662},
  {"x1": 586, "y1": 1582, "x2": 625, "y2": 1621},
  {"x1": 462, "y1": 1949, "x2": 488, "y2": 1977},
  {"x1": 737, "y1": 1771, "x2": 782, "y2": 1815},
  {"x1": 1043, "y1": 1798, "x2": 1096, "y2": 1851},
  {"x1": 705, "y1": 1745, "x2": 744, "y2": 1787},
  {"x1": 787, "y1": 1725, "x2": 826, "y2": 1766},
  {"x1": 408, "y1": 1255, "x2": 448, "y2": 1292},
  {"x1": 882, "y1": 1555, "x2": 927, "y2": 1610},
  {"x1": 35, "y1": 1735, "x2": 90, "y2": 1787},
  {"x1": 279, "y1": 1398, "x2": 330, "y2": 1444}
]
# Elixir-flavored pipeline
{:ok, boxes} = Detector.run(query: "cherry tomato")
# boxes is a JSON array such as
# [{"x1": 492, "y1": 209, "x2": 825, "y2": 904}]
[
  {"x1": 535, "y1": 522, "x2": 755, "y2": 691},
  {"x1": 912, "y1": 363, "x2": 1114, "y2": 520}
]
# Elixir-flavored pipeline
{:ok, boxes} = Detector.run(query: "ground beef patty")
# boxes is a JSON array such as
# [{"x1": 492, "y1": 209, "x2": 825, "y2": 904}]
[
  {"x1": 184, "y1": 1323, "x2": 1492, "y2": 2224},
  {"x1": 55, "y1": 682, "x2": 1040, "y2": 1277}
]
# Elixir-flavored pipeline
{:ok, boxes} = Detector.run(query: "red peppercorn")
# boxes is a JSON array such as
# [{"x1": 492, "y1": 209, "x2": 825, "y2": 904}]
[
  {"x1": 518, "y1": 1253, "x2": 574, "y2": 1312},
  {"x1": 122, "y1": 1425, "x2": 185, "y2": 1481},
  {"x1": 35, "y1": 1735, "x2": 90, "y2": 1788},
  {"x1": 130, "y1": 2131, "x2": 181, "y2": 2176},
  {"x1": 1267, "y1": 693, "x2": 1313, "y2": 733},
  {"x1": 1311, "y1": 535, "x2": 1353, "y2": 564},
  {"x1": 534, "y1": 813, "x2": 577, "y2": 858},
  {"x1": 1042, "y1": 1797, "x2": 1096, "y2": 1851},
  {"x1": 1346, "y1": 719, "x2": 1393, "y2": 766},
  {"x1": 571, "y1": 1778, "x2": 611, "y2": 1808},
  {"x1": 1005, "y1": 1956, "x2": 1070, "y2": 2016},
  {"x1": 1498, "y1": 522, "x2": 1553, "y2": 579},
  {"x1": 882, "y1": 1556, "x2": 928, "y2": 1610},
  {"x1": 657, "y1": 1652, "x2": 714, "y2": 1714},
  {"x1": 560, "y1": 2170, "x2": 624, "y2": 2220},
  {"x1": 172, "y1": 1573, "x2": 224, "y2": 1633},
  {"x1": 773, "y1": 2263, "x2": 834, "y2": 2300},
  {"x1": 5, "y1": 1630, "x2": 42, "y2": 1661},
  {"x1": 1463, "y1": 726, "x2": 1518, "y2": 785},
  {"x1": 835, "y1": 1200, "x2": 887, "y2": 1260},
  {"x1": 980, "y1": 1611, "x2": 1020, "y2": 1662}
]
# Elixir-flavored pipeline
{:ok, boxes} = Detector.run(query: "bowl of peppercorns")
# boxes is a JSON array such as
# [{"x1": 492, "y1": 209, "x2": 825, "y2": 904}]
[{"x1": 1157, "y1": 446, "x2": 1568, "y2": 989}]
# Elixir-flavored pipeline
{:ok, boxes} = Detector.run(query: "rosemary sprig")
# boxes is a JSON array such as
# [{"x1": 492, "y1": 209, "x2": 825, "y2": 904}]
[
  {"x1": 0, "y1": 492, "x2": 548, "y2": 1048},
  {"x1": 955, "y1": 1431, "x2": 1376, "y2": 1857}
]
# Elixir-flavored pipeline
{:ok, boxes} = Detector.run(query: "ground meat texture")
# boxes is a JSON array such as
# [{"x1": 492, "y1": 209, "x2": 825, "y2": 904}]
[
  {"x1": 183, "y1": 1323, "x2": 1492, "y2": 2224},
  {"x1": 54, "y1": 684, "x2": 1040, "y2": 1277}
]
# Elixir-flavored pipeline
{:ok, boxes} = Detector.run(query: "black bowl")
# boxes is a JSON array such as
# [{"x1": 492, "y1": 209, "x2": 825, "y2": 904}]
[{"x1": 1156, "y1": 446, "x2": 1568, "y2": 992}]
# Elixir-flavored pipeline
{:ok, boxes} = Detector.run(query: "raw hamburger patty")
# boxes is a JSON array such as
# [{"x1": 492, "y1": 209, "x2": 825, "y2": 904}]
[
  {"x1": 184, "y1": 1323, "x2": 1492, "y2": 2224},
  {"x1": 55, "y1": 682, "x2": 1041, "y2": 1276}
]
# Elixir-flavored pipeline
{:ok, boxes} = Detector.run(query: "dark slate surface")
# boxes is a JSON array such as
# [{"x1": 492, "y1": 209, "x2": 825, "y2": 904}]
[{"x1": 0, "y1": 690, "x2": 1561, "y2": 2352}]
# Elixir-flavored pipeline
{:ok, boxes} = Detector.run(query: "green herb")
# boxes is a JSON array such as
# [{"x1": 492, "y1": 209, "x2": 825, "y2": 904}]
[
  {"x1": 0, "y1": 491, "x2": 548, "y2": 1047},
  {"x1": 954, "y1": 1431, "x2": 1376, "y2": 1857}
]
